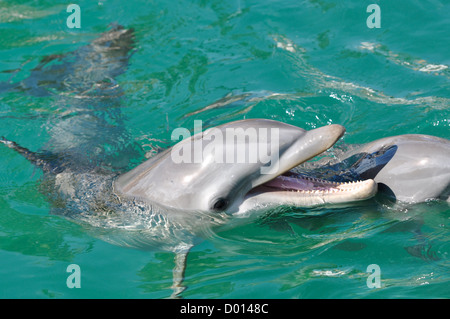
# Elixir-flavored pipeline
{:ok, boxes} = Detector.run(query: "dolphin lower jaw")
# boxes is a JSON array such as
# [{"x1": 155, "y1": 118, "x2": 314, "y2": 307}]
[{"x1": 238, "y1": 175, "x2": 377, "y2": 213}]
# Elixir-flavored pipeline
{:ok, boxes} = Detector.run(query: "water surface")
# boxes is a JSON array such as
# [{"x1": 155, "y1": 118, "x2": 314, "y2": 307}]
[{"x1": 0, "y1": 0, "x2": 449, "y2": 298}]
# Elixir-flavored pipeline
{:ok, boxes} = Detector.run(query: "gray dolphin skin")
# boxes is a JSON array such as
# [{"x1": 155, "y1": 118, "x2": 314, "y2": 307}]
[{"x1": 1, "y1": 25, "x2": 449, "y2": 298}]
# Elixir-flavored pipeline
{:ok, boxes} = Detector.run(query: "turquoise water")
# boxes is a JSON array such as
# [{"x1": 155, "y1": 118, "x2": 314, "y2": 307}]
[{"x1": 0, "y1": 0, "x2": 449, "y2": 299}]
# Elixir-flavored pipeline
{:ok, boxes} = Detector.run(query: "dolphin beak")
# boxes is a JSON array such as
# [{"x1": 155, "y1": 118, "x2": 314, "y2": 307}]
[
  {"x1": 292, "y1": 124, "x2": 346, "y2": 164},
  {"x1": 252, "y1": 124, "x2": 346, "y2": 187}
]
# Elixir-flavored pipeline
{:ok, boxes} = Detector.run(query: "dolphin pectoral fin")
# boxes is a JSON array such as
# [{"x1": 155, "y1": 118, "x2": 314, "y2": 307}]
[
  {"x1": 1, "y1": 137, "x2": 62, "y2": 173},
  {"x1": 169, "y1": 244, "x2": 193, "y2": 299},
  {"x1": 170, "y1": 252, "x2": 188, "y2": 299},
  {"x1": 1, "y1": 136, "x2": 39, "y2": 162}
]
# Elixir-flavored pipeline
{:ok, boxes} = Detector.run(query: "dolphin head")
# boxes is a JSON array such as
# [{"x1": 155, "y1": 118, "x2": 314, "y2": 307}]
[
  {"x1": 349, "y1": 134, "x2": 450, "y2": 203},
  {"x1": 114, "y1": 119, "x2": 376, "y2": 215}
]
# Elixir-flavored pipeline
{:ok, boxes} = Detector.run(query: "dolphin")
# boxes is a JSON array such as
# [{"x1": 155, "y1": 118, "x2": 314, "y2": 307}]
[
  {"x1": 335, "y1": 135, "x2": 450, "y2": 203},
  {"x1": 306, "y1": 134, "x2": 450, "y2": 204},
  {"x1": 1, "y1": 118, "x2": 377, "y2": 298}
]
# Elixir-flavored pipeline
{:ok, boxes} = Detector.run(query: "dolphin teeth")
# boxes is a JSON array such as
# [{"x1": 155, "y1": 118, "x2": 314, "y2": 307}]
[{"x1": 274, "y1": 176, "x2": 373, "y2": 196}]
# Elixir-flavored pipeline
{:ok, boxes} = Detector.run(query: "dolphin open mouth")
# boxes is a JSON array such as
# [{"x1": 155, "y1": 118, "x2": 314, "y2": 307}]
[
  {"x1": 242, "y1": 172, "x2": 377, "y2": 209},
  {"x1": 261, "y1": 173, "x2": 376, "y2": 197},
  {"x1": 262, "y1": 174, "x2": 374, "y2": 195},
  {"x1": 232, "y1": 121, "x2": 378, "y2": 210}
]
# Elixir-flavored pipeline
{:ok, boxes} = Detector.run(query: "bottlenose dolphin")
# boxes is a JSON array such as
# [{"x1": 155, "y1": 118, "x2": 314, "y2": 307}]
[
  {"x1": 0, "y1": 118, "x2": 378, "y2": 297},
  {"x1": 319, "y1": 135, "x2": 450, "y2": 203}
]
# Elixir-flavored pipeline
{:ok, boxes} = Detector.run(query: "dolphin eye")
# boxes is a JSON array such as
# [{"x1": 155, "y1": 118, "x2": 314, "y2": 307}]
[{"x1": 212, "y1": 198, "x2": 229, "y2": 211}]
